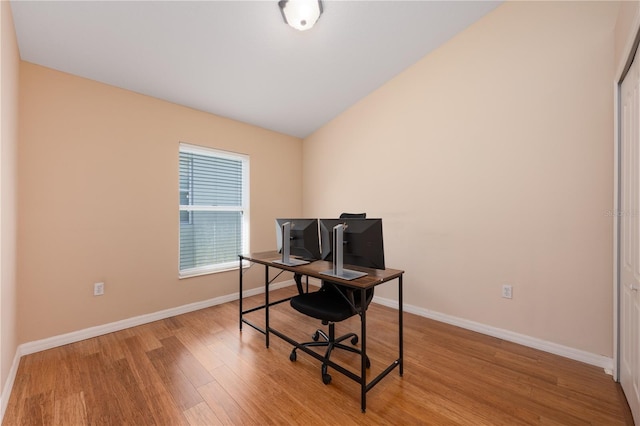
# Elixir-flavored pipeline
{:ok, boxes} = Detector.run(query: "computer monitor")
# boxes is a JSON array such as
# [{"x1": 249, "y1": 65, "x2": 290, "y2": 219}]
[
  {"x1": 319, "y1": 218, "x2": 385, "y2": 279},
  {"x1": 274, "y1": 218, "x2": 321, "y2": 266}
]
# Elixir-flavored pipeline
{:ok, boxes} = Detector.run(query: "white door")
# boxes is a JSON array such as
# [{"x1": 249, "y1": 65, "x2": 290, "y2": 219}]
[{"x1": 620, "y1": 50, "x2": 640, "y2": 423}]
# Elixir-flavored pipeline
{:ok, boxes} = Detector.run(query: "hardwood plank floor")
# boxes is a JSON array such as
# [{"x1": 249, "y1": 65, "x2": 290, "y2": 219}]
[{"x1": 2, "y1": 286, "x2": 634, "y2": 425}]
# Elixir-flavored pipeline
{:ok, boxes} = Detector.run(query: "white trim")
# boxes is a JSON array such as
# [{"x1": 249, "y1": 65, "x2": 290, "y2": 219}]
[
  {"x1": 0, "y1": 350, "x2": 21, "y2": 422},
  {"x1": 613, "y1": 7, "x2": 640, "y2": 382},
  {"x1": 178, "y1": 142, "x2": 250, "y2": 276},
  {"x1": 179, "y1": 205, "x2": 243, "y2": 212},
  {"x1": 373, "y1": 295, "x2": 614, "y2": 372},
  {"x1": 19, "y1": 279, "x2": 294, "y2": 356},
  {"x1": 1, "y1": 279, "x2": 613, "y2": 423},
  {"x1": 179, "y1": 142, "x2": 249, "y2": 162},
  {"x1": 178, "y1": 259, "x2": 249, "y2": 279},
  {"x1": 2, "y1": 279, "x2": 297, "y2": 422},
  {"x1": 613, "y1": 73, "x2": 623, "y2": 381}
]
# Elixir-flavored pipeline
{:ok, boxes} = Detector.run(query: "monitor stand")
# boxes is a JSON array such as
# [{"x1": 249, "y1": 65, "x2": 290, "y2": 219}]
[
  {"x1": 320, "y1": 224, "x2": 367, "y2": 281},
  {"x1": 272, "y1": 221, "x2": 309, "y2": 267}
]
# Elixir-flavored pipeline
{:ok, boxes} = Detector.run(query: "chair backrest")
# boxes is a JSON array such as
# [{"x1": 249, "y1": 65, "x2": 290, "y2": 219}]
[
  {"x1": 324, "y1": 281, "x2": 374, "y2": 315},
  {"x1": 339, "y1": 212, "x2": 366, "y2": 219}
]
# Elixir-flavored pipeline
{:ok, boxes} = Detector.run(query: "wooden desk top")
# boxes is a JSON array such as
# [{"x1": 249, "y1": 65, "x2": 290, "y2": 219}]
[{"x1": 241, "y1": 251, "x2": 404, "y2": 289}]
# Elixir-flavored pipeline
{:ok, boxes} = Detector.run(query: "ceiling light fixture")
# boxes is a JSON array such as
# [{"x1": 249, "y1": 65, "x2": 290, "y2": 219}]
[{"x1": 278, "y1": 0, "x2": 323, "y2": 32}]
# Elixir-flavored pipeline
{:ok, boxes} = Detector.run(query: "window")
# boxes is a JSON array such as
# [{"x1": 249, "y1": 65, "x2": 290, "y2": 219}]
[{"x1": 179, "y1": 143, "x2": 249, "y2": 277}]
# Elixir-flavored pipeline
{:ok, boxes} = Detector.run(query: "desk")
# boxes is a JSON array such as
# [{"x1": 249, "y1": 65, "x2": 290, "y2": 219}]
[{"x1": 238, "y1": 251, "x2": 404, "y2": 412}]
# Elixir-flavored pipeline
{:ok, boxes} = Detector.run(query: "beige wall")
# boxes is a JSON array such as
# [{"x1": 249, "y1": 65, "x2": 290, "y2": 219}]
[
  {"x1": 303, "y1": 1, "x2": 619, "y2": 357},
  {"x1": 1, "y1": 0, "x2": 20, "y2": 404},
  {"x1": 18, "y1": 63, "x2": 302, "y2": 343},
  {"x1": 8, "y1": 0, "x2": 631, "y2": 362}
]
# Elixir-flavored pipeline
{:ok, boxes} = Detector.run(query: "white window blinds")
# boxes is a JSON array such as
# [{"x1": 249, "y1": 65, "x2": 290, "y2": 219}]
[{"x1": 179, "y1": 143, "x2": 249, "y2": 277}]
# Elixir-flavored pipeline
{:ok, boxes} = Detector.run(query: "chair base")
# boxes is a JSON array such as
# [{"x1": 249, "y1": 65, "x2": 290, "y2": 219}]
[{"x1": 290, "y1": 322, "x2": 370, "y2": 385}]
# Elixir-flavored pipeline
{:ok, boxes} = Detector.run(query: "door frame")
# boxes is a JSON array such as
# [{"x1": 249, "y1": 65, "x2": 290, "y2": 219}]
[{"x1": 615, "y1": 11, "x2": 640, "y2": 382}]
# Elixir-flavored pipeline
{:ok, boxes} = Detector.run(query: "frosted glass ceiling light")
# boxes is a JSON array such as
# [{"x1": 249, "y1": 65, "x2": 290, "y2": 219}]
[{"x1": 278, "y1": 0, "x2": 323, "y2": 31}]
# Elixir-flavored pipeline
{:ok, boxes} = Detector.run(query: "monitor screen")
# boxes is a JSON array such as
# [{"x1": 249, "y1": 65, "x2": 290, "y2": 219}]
[
  {"x1": 275, "y1": 218, "x2": 321, "y2": 261},
  {"x1": 320, "y1": 218, "x2": 385, "y2": 270}
]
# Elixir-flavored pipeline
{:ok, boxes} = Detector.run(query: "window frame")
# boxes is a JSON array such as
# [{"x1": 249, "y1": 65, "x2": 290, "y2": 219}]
[{"x1": 178, "y1": 142, "x2": 250, "y2": 278}]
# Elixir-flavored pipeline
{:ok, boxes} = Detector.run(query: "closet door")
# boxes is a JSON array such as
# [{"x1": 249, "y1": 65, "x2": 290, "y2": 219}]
[{"x1": 620, "y1": 50, "x2": 640, "y2": 424}]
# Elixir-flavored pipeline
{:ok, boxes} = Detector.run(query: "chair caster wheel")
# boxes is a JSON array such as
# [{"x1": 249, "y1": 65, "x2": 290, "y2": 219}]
[
  {"x1": 351, "y1": 335, "x2": 359, "y2": 345},
  {"x1": 290, "y1": 350, "x2": 297, "y2": 362},
  {"x1": 321, "y1": 364, "x2": 331, "y2": 384},
  {"x1": 322, "y1": 373, "x2": 332, "y2": 385},
  {"x1": 312, "y1": 331, "x2": 320, "y2": 341}
]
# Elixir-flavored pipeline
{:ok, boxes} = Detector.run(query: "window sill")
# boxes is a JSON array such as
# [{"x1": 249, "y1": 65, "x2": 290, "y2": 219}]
[{"x1": 179, "y1": 260, "x2": 250, "y2": 279}]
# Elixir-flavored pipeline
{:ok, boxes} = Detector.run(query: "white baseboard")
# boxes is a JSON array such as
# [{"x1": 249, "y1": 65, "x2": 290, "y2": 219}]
[
  {"x1": 0, "y1": 350, "x2": 21, "y2": 421},
  {"x1": 0, "y1": 279, "x2": 295, "y2": 424},
  {"x1": 1, "y1": 280, "x2": 614, "y2": 424},
  {"x1": 19, "y1": 279, "x2": 295, "y2": 356},
  {"x1": 372, "y1": 295, "x2": 614, "y2": 372}
]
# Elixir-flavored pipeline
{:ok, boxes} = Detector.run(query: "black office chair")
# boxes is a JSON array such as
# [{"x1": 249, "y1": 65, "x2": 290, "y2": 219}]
[{"x1": 289, "y1": 213, "x2": 373, "y2": 385}]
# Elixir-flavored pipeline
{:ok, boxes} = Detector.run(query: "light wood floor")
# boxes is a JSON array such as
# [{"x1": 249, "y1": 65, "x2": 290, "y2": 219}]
[{"x1": 3, "y1": 286, "x2": 634, "y2": 425}]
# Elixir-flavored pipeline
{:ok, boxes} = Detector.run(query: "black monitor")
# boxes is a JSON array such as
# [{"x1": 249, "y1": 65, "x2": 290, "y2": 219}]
[
  {"x1": 275, "y1": 218, "x2": 321, "y2": 264},
  {"x1": 320, "y1": 218, "x2": 385, "y2": 271}
]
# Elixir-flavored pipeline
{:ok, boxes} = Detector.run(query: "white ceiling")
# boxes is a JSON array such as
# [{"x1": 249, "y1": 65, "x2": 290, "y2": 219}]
[{"x1": 11, "y1": 1, "x2": 501, "y2": 138}]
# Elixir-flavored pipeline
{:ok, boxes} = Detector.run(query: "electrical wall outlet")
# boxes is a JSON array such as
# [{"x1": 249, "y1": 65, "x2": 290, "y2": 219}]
[
  {"x1": 502, "y1": 284, "x2": 513, "y2": 299},
  {"x1": 94, "y1": 282, "x2": 104, "y2": 296}
]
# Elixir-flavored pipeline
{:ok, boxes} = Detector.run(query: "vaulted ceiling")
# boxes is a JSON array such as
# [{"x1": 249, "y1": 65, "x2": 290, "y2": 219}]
[{"x1": 11, "y1": 1, "x2": 501, "y2": 138}]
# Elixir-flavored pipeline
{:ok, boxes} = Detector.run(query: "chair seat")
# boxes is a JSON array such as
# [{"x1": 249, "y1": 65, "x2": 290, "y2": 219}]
[{"x1": 290, "y1": 289, "x2": 354, "y2": 323}]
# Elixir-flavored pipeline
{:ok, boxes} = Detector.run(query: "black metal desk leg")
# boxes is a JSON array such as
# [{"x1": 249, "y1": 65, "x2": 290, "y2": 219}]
[
  {"x1": 399, "y1": 275, "x2": 403, "y2": 376},
  {"x1": 239, "y1": 256, "x2": 243, "y2": 331},
  {"x1": 265, "y1": 264, "x2": 270, "y2": 348},
  {"x1": 360, "y1": 288, "x2": 367, "y2": 413}
]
